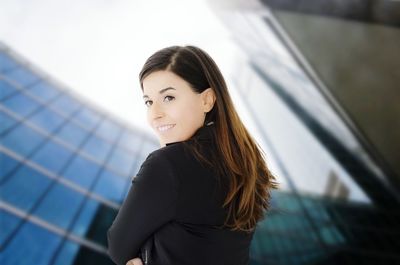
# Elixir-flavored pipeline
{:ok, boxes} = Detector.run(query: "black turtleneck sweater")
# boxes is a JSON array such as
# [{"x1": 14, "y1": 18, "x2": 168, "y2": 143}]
[{"x1": 107, "y1": 123, "x2": 254, "y2": 265}]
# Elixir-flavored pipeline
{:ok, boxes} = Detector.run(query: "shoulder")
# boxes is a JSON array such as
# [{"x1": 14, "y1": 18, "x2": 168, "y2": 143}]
[
  {"x1": 149, "y1": 142, "x2": 189, "y2": 164},
  {"x1": 133, "y1": 143, "x2": 186, "y2": 186}
]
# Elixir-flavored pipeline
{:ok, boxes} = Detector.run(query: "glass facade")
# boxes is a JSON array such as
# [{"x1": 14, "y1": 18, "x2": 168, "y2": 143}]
[
  {"x1": 208, "y1": 2, "x2": 400, "y2": 264},
  {"x1": 2, "y1": 3, "x2": 400, "y2": 262},
  {"x1": 0, "y1": 43, "x2": 159, "y2": 265}
]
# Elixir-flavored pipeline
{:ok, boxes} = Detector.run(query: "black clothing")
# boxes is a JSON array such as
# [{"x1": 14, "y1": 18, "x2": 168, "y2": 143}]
[{"x1": 107, "y1": 123, "x2": 254, "y2": 265}]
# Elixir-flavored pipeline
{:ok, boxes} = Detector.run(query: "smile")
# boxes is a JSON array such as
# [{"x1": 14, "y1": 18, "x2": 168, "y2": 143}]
[{"x1": 157, "y1": 124, "x2": 175, "y2": 132}]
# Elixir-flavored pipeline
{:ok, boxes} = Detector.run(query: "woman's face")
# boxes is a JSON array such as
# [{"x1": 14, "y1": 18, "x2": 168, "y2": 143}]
[{"x1": 142, "y1": 70, "x2": 215, "y2": 147}]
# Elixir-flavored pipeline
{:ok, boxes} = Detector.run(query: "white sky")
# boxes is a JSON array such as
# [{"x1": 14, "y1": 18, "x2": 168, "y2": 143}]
[{"x1": 0, "y1": 0, "x2": 246, "y2": 134}]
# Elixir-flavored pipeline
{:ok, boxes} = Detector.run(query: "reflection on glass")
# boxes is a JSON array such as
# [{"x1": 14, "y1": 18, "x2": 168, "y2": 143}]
[
  {"x1": 28, "y1": 81, "x2": 60, "y2": 102},
  {"x1": 0, "y1": 219, "x2": 62, "y2": 264},
  {"x1": 2, "y1": 122, "x2": 45, "y2": 157},
  {"x1": 29, "y1": 107, "x2": 65, "y2": 134},
  {"x1": 93, "y1": 169, "x2": 126, "y2": 203},
  {"x1": 2, "y1": 92, "x2": 41, "y2": 117},
  {"x1": 57, "y1": 121, "x2": 89, "y2": 149},
  {"x1": 50, "y1": 94, "x2": 81, "y2": 117},
  {"x1": 0, "y1": 79, "x2": 17, "y2": 100},
  {"x1": 0, "y1": 164, "x2": 52, "y2": 211},
  {"x1": 73, "y1": 106, "x2": 101, "y2": 130},
  {"x1": 33, "y1": 182, "x2": 84, "y2": 230},
  {"x1": 81, "y1": 134, "x2": 112, "y2": 163},
  {"x1": 62, "y1": 153, "x2": 100, "y2": 189},
  {"x1": 30, "y1": 138, "x2": 74, "y2": 174}
]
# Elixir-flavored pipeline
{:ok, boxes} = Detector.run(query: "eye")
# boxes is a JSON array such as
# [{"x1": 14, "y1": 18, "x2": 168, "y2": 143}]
[
  {"x1": 144, "y1": 100, "x2": 152, "y2": 107},
  {"x1": 164, "y1": 95, "x2": 175, "y2": 102}
]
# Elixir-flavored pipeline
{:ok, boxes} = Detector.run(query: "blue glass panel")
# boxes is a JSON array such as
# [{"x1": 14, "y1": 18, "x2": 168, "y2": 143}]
[
  {"x1": 0, "y1": 52, "x2": 18, "y2": 72},
  {"x1": 2, "y1": 92, "x2": 41, "y2": 117},
  {"x1": 28, "y1": 81, "x2": 60, "y2": 102},
  {"x1": 62, "y1": 153, "x2": 100, "y2": 189},
  {"x1": 33, "y1": 182, "x2": 84, "y2": 230},
  {"x1": 71, "y1": 198, "x2": 99, "y2": 237},
  {"x1": 53, "y1": 240, "x2": 80, "y2": 265},
  {"x1": 29, "y1": 107, "x2": 65, "y2": 134},
  {"x1": 30, "y1": 138, "x2": 74, "y2": 174},
  {"x1": 95, "y1": 119, "x2": 121, "y2": 142},
  {"x1": 81, "y1": 134, "x2": 112, "y2": 163},
  {"x1": 93, "y1": 169, "x2": 126, "y2": 203},
  {"x1": 3, "y1": 66, "x2": 40, "y2": 87},
  {"x1": 0, "y1": 165, "x2": 52, "y2": 211},
  {"x1": 1, "y1": 220, "x2": 62, "y2": 265},
  {"x1": 0, "y1": 78, "x2": 17, "y2": 100},
  {"x1": 73, "y1": 107, "x2": 101, "y2": 130},
  {"x1": 106, "y1": 146, "x2": 135, "y2": 177},
  {"x1": 56, "y1": 121, "x2": 89, "y2": 148},
  {"x1": 0, "y1": 210, "x2": 21, "y2": 246},
  {"x1": 50, "y1": 94, "x2": 80, "y2": 117},
  {"x1": 2, "y1": 123, "x2": 45, "y2": 157},
  {"x1": 0, "y1": 110, "x2": 17, "y2": 134},
  {"x1": 118, "y1": 130, "x2": 142, "y2": 152},
  {"x1": 0, "y1": 153, "x2": 20, "y2": 182}
]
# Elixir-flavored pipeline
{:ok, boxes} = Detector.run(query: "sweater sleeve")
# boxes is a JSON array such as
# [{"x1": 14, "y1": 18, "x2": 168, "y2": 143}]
[{"x1": 107, "y1": 150, "x2": 179, "y2": 265}]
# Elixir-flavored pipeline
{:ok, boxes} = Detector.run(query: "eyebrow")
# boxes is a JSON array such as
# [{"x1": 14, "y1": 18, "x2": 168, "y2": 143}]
[{"x1": 143, "y1": 87, "x2": 176, "y2": 99}]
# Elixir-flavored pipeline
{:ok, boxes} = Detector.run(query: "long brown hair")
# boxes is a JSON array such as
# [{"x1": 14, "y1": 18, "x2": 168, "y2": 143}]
[{"x1": 139, "y1": 45, "x2": 279, "y2": 233}]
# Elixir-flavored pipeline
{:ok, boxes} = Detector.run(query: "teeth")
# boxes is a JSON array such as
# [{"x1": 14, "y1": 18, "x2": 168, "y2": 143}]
[{"x1": 158, "y1": 124, "x2": 174, "y2": 132}]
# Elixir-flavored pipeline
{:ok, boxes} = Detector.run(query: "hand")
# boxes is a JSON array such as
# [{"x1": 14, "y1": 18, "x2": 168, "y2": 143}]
[{"x1": 126, "y1": 257, "x2": 143, "y2": 265}]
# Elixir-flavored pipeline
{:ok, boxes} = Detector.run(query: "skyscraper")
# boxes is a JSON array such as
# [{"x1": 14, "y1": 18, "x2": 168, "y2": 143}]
[
  {"x1": 207, "y1": 1, "x2": 400, "y2": 264},
  {"x1": 1, "y1": 42, "x2": 159, "y2": 264}
]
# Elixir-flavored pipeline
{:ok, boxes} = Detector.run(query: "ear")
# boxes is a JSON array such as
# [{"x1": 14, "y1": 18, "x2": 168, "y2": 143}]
[{"x1": 201, "y1": 88, "x2": 216, "y2": 113}]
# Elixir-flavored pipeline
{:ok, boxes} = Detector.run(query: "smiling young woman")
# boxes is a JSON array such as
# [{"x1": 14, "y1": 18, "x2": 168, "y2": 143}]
[{"x1": 107, "y1": 45, "x2": 279, "y2": 265}]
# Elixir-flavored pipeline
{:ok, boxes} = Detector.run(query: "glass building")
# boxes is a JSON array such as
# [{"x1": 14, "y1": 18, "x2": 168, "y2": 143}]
[
  {"x1": 207, "y1": 0, "x2": 400, "y2": 264},
  {"x1": 2, "y1": 1, "x2": 400, "y2": 262},
  {"x1": 0, "y1": 42, "x2": 159, "y2": 264}
]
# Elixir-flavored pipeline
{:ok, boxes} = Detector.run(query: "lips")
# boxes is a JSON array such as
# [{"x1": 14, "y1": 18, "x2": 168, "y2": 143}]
[{"x1": 156, "y1": 124, "x2": 175, "y2": 132}]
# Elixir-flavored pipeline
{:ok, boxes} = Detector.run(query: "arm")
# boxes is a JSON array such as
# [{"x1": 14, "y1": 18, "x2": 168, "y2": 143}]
[{"x1": 107, "y1": 151, "x2": 179, "y2": 265}]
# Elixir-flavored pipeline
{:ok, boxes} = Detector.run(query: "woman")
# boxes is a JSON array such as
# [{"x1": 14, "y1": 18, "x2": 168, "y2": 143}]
[{"x1": 107, "y1": 45, "x2": 278, "y2": 265}]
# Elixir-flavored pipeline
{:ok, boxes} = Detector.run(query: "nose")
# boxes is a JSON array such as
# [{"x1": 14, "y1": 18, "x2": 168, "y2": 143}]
[{"x1": 149, "y1": 101, "x2": 164, "y2": 122}]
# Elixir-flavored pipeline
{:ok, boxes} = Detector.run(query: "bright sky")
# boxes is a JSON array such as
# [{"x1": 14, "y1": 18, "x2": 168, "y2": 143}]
[{"x1": 0, "y1": 0, "x2": 246, "y2": 134}]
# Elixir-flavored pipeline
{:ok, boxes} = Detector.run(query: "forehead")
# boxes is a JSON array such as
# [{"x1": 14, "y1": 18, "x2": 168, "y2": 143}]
[{"x1": 142, "y1": 70, "x2": 189, "y2": 94}]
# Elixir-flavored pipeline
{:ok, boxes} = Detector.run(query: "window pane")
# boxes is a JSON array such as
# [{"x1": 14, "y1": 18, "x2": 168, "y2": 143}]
[
  {"x1": 2, "y1": 123, "x2": 45, "y2": 157},
  {"x1": 49, "y1": 94, "x2": 81, "y2": 117},
  {"x1": 81, "y1": 134, "x2": 112, "y2": 163},
  {"x1": 71, "y1": 198, "x2": 99, "y2": 237},
  {"x1": 28, "y1": 107, "x2": 65, "y2": 134},
  {"x1": 30, "y1": 138, "x2": 74, "y2": 174},
  {"x1": 0, "y1": 78, "x2": 17, "y2": 100},
  {"x1": 52, "y1": 240, "x2": 80, "y2": 265},
  {"x1": 1, "y1": 219, "x2": 62, "y2": 265},
  {"x1": 0, "y1": 110, "x2": 18, "y2": 134},
  {"x1": 93, "y1": 169, "x2": 126, "y2": 203},
  {"x1": 95, "y1": 119, "x2": 121, "y2": 142},
  {"x1": 0, "y1": 153, "x2": 20, "y2": 182},
  {"x1": 28, "y1": 81, "x2": 60, "y2": 102},
  {"x1": 2, "y1": 66, "x2": 40, "y2": 87},
  {"x1": 118, "y1": 130, "x2": 142, "y2": 152},
  {"x1": 0, "y1": 164, "x2": 52, "y2": 211},
  {"x1": 56, "y1": 121, "x2": 89, "y2": 148},
  {"x1": 33, "y1": 182, "x2": 85, "y2": 230},
  {"x1": 2, "y1": 91, "x2": 41, "y2": 117},
  {"x1": 106, "y1": 147, "x2": 135, "y2": 177},
  {"x1": 73, "y1": 107, "x2": 101, "y2": 130},
  {"x1": 62, "y1": 153, "x2": 100, "y2": 189},
  {"x1": 72, "y1": 200, "x2": 110, "y2": 247},
  {"x1": 0, "y1": 52, "x2": 18, "y2": 72},
  {"x1": 0, "y1": 210, "x2": 21, "y2": 246}
]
